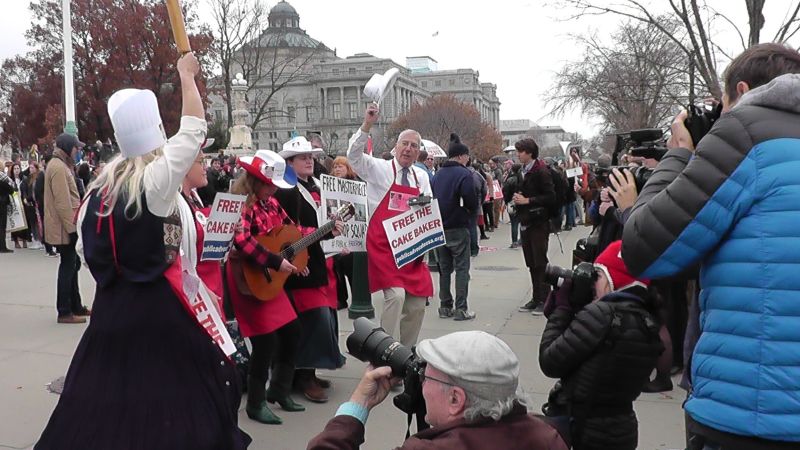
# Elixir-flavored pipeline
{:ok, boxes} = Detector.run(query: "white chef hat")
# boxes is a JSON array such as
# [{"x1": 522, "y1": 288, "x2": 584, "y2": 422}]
[
  {"x1": 416, "y1": 330, "x2": 519, "y2": 400},
  {"x1": 108, "y1": 89, "x2": 167, "y2": 159}
]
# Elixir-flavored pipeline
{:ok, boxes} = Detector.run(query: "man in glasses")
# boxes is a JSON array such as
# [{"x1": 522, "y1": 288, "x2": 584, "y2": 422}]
[{"x1": 308, "y1": 331, "x2": 567, "y2": 449}]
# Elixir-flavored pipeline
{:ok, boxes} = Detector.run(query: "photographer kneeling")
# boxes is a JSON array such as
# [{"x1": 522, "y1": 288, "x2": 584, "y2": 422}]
[
  {"x1": 539, "y1": 240, "x2": 663, "y2": 450},
  {"x1": 308, "y1": 331, "x2": 567, "y2": 450}
]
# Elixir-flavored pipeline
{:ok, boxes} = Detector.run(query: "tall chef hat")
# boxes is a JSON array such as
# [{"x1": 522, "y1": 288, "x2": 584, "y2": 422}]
[{"x1": 108, "y1": 89, "x2": 167, "y2": 159}]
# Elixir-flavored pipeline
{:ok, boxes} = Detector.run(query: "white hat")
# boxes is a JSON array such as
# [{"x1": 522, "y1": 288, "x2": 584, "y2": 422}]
[
  {"x1": 416, "y1": 331, "x2": 519, "y2": 400},
  {"x1": 363, "y1": 68, "x2": 400, "y2": 105},
  {"x1": 108, "y1": 89, "x2": 167, "y2": 159},
  {"x1": 238, "y1": 149, "x2": 297, "y2": 189},
  {"x1": 279, "y1": 136, "x2": 323, "y2": 159}
]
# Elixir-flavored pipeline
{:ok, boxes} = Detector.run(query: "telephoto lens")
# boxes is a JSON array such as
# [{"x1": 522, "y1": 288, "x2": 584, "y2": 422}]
[
  {"x1": 544, "y1": 264, "x2": 573, "y2": 288},
  {"x1": 346, "y1": 317, "x2": 415, "y2": 377}
]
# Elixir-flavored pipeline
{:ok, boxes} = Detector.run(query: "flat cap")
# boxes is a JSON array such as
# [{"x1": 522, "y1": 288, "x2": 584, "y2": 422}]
[{"x1": 416, "y1": 331, "x2": 519, "y2": 400}]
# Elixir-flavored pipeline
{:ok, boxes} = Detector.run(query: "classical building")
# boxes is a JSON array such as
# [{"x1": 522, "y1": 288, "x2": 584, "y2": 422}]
[{"x1": 210, "y1": 1, "x2": 500, "y2": 156}]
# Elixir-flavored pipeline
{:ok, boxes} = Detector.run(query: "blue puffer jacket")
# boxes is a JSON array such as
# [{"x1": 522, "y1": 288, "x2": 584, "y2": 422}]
[{"x1": 622, "y1": 73, "x2": 800, "y2": 443}]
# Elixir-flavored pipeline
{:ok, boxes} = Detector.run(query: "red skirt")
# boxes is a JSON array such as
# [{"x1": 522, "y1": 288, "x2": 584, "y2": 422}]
[
  {"x1": 290, "y1": 258, "x2": 338, "y2": 313},
  {"x1": 225, "y1": 264, "x2": 297, "y2": 337}
]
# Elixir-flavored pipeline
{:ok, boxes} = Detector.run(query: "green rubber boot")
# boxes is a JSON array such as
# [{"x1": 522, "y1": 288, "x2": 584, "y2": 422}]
[{"x1": 246, "y1": 376, "x2": 283, "y2": 424}]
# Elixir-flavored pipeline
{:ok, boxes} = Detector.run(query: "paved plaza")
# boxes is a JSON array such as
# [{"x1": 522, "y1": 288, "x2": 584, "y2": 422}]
[{"x1": 0, "y1": 224, "x2": 685, "y2": 449}]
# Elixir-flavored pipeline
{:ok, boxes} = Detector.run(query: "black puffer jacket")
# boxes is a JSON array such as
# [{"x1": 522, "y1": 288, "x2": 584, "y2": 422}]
[{"x1": 539, "y1": 289, "x2": 663, "y2": 450}]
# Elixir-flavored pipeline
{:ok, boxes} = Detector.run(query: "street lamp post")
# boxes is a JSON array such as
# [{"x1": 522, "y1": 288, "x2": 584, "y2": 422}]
[{"x1": 62, "y1": 0, "x2": 78, "y2": 136}]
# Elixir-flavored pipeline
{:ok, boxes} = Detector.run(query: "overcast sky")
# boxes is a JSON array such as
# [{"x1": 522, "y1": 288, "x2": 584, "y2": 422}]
[{"x1": 2, "y1": 1, "x2": 797, "y2": 138}]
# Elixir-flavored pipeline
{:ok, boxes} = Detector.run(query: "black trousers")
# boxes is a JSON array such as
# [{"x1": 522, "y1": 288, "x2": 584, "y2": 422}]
[
  {"x1": 55, "y1": 233, "x2": 84, "y2": 317},
  {"x1": 248, "y1": 320, "x2": 301, "y2": 381},
  {"x1": 0, "y1": 202, "x2": 8, "y2": 250},
  {"x1": 482, "y1": 203, "x2": 495, "y2": 229},
  {"x1": 521, "y1": 222, "x2": 551, "y2": 302}
]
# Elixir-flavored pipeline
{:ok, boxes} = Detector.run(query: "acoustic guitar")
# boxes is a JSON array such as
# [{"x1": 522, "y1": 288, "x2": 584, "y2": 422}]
[{"x1": 243, "y1": 203, "x2": 355, "y2": 301}]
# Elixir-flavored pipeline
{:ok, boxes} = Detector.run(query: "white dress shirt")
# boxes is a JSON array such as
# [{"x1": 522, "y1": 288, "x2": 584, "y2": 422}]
[{"x1": 346, "y1": 128, "x2": 432, "y2": 214}]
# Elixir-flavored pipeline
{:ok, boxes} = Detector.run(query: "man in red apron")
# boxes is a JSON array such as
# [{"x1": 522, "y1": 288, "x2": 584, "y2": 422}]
[{"x1": 347, "y1": 103, "x2": 433, "y2": 347}]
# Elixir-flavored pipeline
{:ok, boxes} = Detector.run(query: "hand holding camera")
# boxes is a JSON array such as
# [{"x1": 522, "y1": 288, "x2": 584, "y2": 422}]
[
  {"x1": 349, "y1": 365, "x2": 397, "y2": 410},
  {"x1": 608, "y1": 168, "x2": 637, "y2": 211}
]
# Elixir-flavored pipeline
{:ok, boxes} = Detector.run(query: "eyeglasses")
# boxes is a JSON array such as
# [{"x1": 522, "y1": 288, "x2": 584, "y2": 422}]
[
  {"x1": 419, "y1": 363, "x2": 457, "y2": 388},
  {"x1": 426, "y1": 158, "x2": 434, "y2": 161}
]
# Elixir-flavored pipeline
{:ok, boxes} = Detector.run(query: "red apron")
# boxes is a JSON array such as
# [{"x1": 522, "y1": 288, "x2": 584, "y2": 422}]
[{"x1": 366, "y1": 162, "x2": 433, "y2": 297}]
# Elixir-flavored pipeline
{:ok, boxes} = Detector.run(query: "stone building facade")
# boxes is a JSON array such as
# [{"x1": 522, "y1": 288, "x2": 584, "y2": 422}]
[{"x1": 209, "y1": 1, "x2": 500, "y2": 156}]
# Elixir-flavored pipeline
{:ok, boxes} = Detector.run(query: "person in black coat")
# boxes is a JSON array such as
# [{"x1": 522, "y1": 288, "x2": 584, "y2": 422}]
[
  {"x1": 539, "y1": 240, "x2": 663, "y2": 450},
  {"x1": 274, "y1": 138, "x2": 345, "y2": 404}
]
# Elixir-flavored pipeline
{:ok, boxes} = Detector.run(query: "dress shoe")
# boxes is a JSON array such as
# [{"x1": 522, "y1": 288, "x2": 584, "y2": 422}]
[
  {"x1": 73, "y1": 307, "x2": 92, "y2": 317},
  {"x1": 314, "y1": 374, "x2": 332, "y2": 389},
  {"x1": 295, "y1": 377, "x2": 328, "y2": 403},
  {"x1": 57, "y1": 314, "x2": 86, "y2": 324},
  {"x1": 642, "y1": 376, "x2": 673, "y2": 393}
]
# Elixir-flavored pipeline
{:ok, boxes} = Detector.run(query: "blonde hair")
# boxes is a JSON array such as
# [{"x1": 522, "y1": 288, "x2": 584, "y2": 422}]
[
  {"x1": 87, "y1": 150, "x2": 161, "y2": 220},
  {"x1": 230, "y1": 172, "x2": 266, "y2": 207}
]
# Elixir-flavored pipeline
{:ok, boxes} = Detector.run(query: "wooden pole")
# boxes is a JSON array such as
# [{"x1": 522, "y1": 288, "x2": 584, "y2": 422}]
[{"x1": 165, "y1": 0, "x2": 191, "y2": 54}]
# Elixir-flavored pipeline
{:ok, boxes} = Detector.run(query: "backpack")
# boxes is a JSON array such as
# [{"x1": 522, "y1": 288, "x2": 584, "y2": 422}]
[{"x1": 548, "y1": 167, "x2": 567, "y2": 218}]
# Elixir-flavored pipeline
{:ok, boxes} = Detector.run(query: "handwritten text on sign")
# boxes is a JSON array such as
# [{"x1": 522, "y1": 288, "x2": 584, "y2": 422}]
[
  {"x1": 320, "y1": 174, "x2": 369, "y2": 252},
  {"x1": 201, "y1": 193, "x2": 247, "y2": 261},
  {"x1": 382, "y1": 199, "x2": 445, "y2": 268}
]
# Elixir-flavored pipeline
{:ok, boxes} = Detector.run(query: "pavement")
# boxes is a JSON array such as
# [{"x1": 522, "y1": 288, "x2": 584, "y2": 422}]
[{"x1": 0, "y1": 223, "x2": 685, "y2": 450}]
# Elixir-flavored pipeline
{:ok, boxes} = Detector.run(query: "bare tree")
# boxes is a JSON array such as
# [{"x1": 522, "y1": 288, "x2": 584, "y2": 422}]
[
  {"x1": 207, "y1": 0, "x2": 267, "y2": 130},
  {"x1": 555, "y1": 0, "x2": 800, "y2": 98},
  {"x1": 547, "y1": 20, "x2": 688, "y2": 133}
]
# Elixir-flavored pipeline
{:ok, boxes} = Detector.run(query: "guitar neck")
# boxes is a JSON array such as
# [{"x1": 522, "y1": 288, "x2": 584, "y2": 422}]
[{"x1": 282, "y1": 220, "x2": 335, "y2": 258}]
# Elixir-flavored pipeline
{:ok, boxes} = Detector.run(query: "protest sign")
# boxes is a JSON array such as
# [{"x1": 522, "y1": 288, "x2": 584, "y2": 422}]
[
  {"x1": 492, "y1": 179, "x2": 503, "y2": 199},
  {"x1": 20, "y1": 160, "x2": 29, "y2": 172},
  {"x1": 201, "y1": 193, "x2": 247, "y2": 261},
  {"x1": 382, "y1": 199, "x2": 445, "y2": 268},
  {"x1": 566, "y1": 166, "x2": 584, "y2": 178},
  {"x1": 320, "y1": 174, "x2": 369, "y2": 252}
]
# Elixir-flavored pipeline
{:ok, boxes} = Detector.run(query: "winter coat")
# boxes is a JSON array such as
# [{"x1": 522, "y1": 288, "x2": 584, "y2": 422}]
[
  {"x1": 515, "y1": 159, "x2": 555, "y2": 226},
  {"x1": 622, "y1": 73, "x2": 800, "y2": 443},
  {"x1": 539, "y1": 290, "x2": 662, "y2": 450},
  {"x1": 431, "y1": 161, "x2": 478, "y2": 229},
  {"x1": 44, "y1": 149, "x2": 80, "y2": 245},
  {"x1": 307, "y1": 403, "x2": 568, "y2": 450}
]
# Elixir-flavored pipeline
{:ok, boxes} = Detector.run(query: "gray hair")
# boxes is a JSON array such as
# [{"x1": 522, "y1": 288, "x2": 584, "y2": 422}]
[
  {"x1": 396, "y1": 129, "x2": 422, "y2": 145},
  {"x1": 462, "y1": 387, "x2": 530, "y2": 423}
]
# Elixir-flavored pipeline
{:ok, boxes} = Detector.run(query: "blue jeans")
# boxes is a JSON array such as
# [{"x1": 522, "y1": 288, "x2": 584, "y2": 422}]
[
  {"x1": 564, "y1": 203, "x2": 576, "y2": 227},
  {"x1": 510, "y1": 215, "x2": 520, "y2": 244},
  {"x1": 468, "y1": 216, "x2": 478, "y2": 256},
  {"x1": 436, "y1": 228, "x2": 471, "y2": 311}
]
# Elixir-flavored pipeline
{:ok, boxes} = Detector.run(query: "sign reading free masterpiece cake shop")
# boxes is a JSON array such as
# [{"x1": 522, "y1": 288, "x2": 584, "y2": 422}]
[
  {"x1": 201, "y1": 193, "x2": 247, "y2": 261},
  {"x1": 320, "y1": 174, "x2": 369, "y2": 253},
  {"x1": 382, "y1": 199, "x2": 446, "y2": 268}
]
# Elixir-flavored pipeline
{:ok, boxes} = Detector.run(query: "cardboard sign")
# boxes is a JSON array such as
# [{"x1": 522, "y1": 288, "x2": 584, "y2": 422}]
[
  {"x1": 382, "y1": 199, "x2": 446, "y2": 268},
  {"x1": 492, "y1": 179, "x2": 503, "y2": 199},
  {"x1": 320, "y1": 174, "x2": 368, "y2": 252},
  {"x1": 566, "y1": 166, "x2": 584, "y2": 178},
  {"x1": 201, "y1": 193, "x2": 247, "y2": 260}
]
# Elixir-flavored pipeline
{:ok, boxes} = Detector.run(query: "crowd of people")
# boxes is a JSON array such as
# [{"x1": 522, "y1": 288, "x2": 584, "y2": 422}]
[{"x1": 4, "y1": 41, "x2": 800, "y2": 450}]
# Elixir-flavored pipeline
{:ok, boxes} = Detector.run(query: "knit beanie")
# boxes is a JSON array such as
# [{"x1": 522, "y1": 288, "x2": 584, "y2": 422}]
[
  {"x1": 593, "y1": 240, "x2": 649, "y2": 291},
  {"x1": 447, "y1": 133, "x2": 470, "y2": 158}
]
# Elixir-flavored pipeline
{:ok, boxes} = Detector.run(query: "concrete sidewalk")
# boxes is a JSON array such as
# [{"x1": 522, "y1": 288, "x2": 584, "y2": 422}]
[{"x1": 0, "y1": 224, "x2": 685, "y2": 449}]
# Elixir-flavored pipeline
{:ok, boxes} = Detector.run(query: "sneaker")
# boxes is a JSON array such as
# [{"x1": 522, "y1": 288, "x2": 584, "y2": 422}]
[
  {"x1": 530, "y1": 302, "x2": 545, "y2": 316},
  {"x1": 518, "y1": 300, "x2": 537, "y2": 312},
  {"x1": 453, "y1": 309, "x2": 476, "y2": 321},
  {"x1": 438, "y1": 307, "x2": 454, "y2": 318},
  {"x1": 57, "y1": 314, "x2": 87, "y2": 324}
]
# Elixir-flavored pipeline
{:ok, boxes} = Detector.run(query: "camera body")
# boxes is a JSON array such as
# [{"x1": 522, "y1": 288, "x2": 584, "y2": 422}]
[
  {"x1": 544, "y1": 262, "x2": 597, "y2": 309},
  {"x1": 594, "y1": 165, "x2": 654, "y2": 194},
  {"x1": 346, "y1": 318, "x2": 428, "y2": 419},
  {"x1": 684, "y1": 103, "x2": 722, "y2": 147}
]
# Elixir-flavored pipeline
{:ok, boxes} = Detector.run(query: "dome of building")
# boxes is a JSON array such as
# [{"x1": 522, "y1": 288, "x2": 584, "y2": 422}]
[{"x1": 269, "y1": 1, "x2": 300, "y2": 28}]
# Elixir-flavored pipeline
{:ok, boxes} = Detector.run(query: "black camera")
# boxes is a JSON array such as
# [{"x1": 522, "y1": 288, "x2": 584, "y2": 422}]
[
  {"x1": 594, "y1": 165, "x2": 654, "y2": 195},
  {"x1": 346, "y1": 318, "x2": 427, "y2": 421},
  {"x1": 544, "y1": 262, "x2": 597, "y2": 309},
  {"x1": 684, "y1": 102, "x2": 722, "y2": 147}
]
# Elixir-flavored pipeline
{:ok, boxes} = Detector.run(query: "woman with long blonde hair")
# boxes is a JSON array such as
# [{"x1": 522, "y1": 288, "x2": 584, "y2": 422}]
[{"x1": 35, "y1": 53, "x2": 251, "y2": 450}]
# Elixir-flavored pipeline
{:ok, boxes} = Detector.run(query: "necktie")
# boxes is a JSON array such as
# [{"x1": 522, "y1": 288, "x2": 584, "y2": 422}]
[{"x1": 401, "y1": 167, "x2": 410, "y2": 187}]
